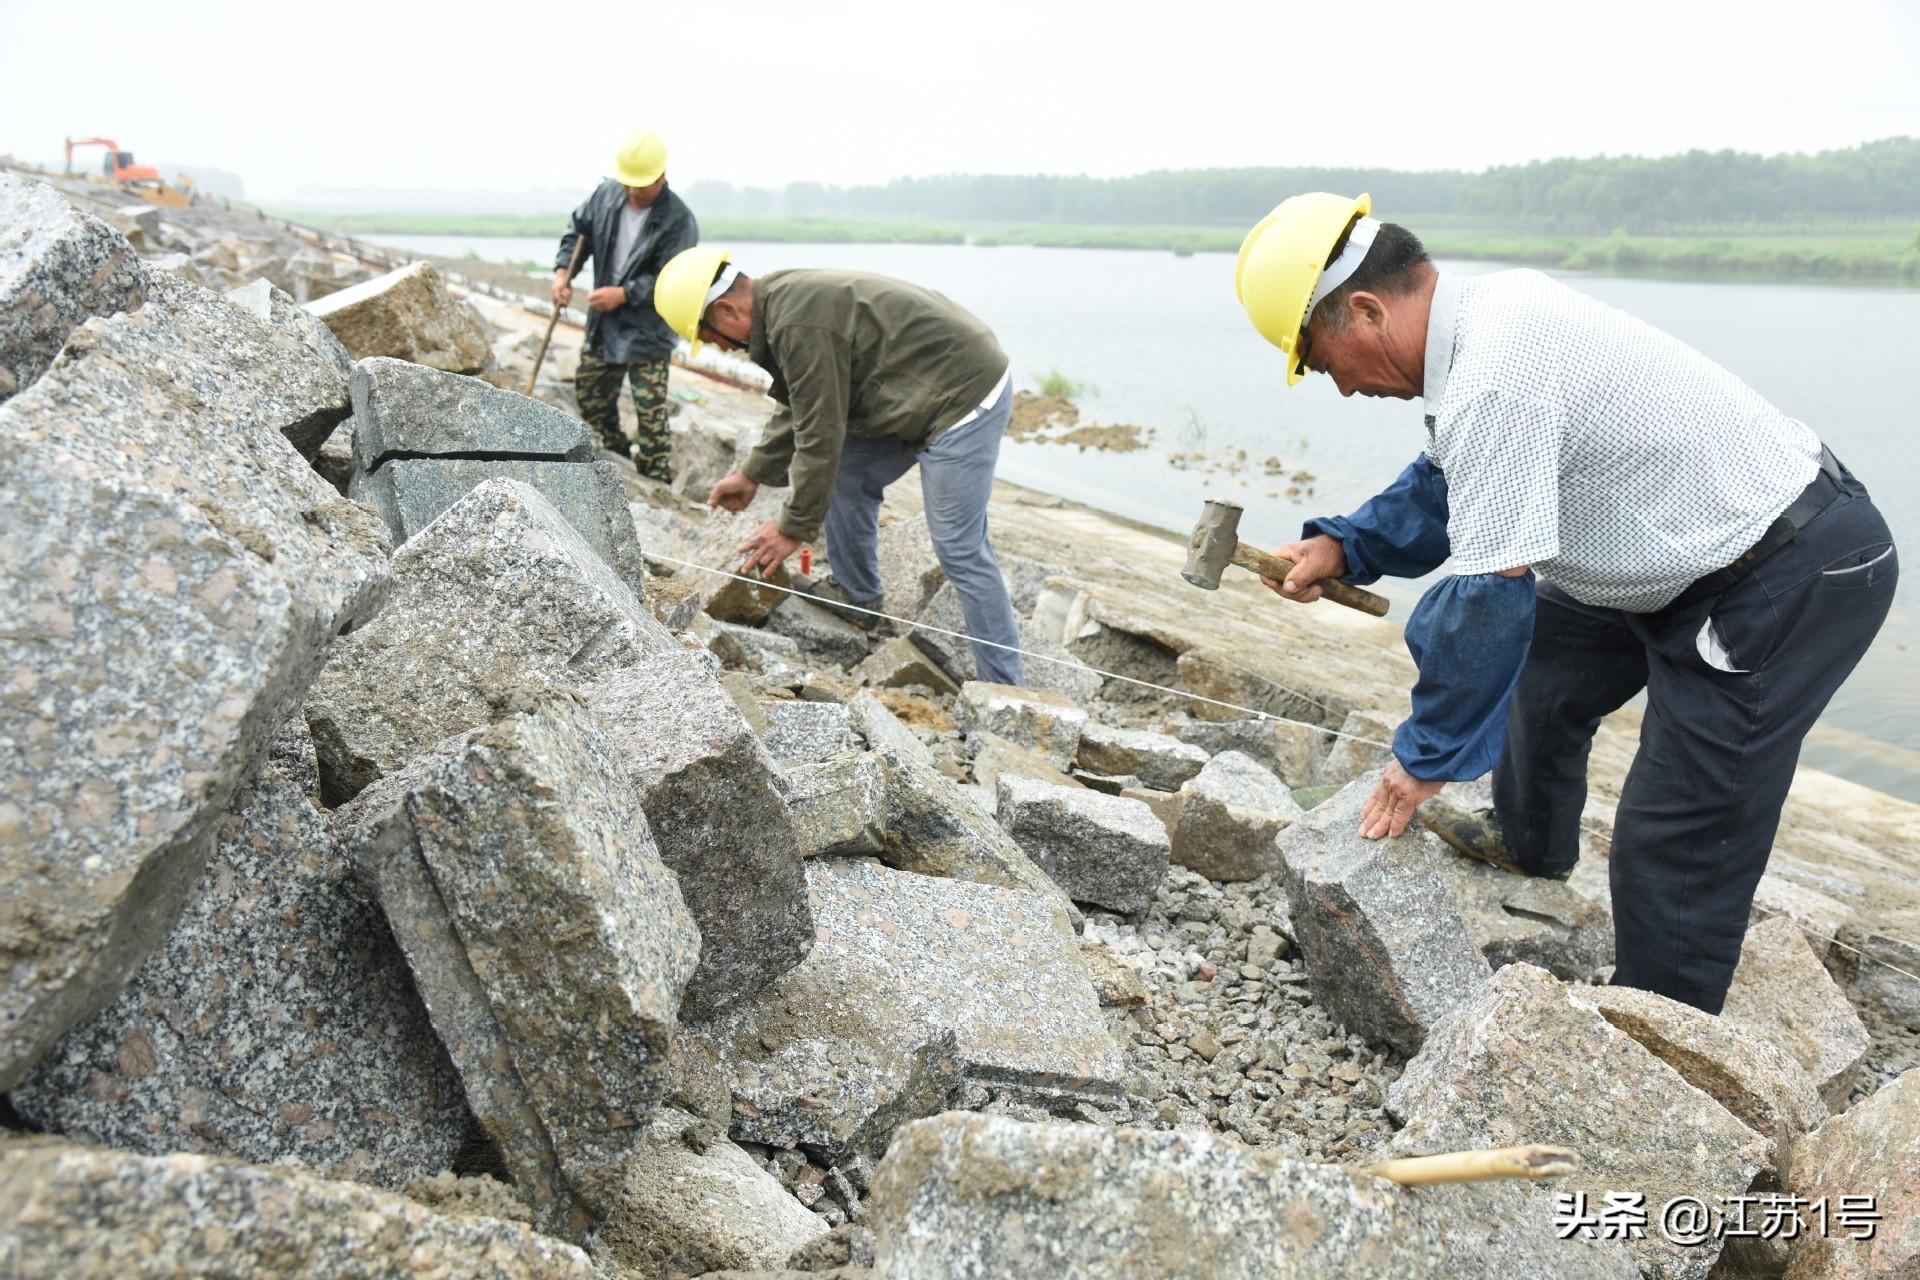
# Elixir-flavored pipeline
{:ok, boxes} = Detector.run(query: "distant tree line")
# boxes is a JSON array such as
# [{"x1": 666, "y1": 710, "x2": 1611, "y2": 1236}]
[{"x1": 684, "y1": 138, "x2": 1919, "y2": 231}]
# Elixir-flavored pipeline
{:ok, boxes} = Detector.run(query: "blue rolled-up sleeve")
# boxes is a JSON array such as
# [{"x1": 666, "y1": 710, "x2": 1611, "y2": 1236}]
[
  {"x1": 1393, "y1": 572, "x2": 1536, "y2": 781},
  {"x1": 1303, "y1": 454, "x2": 1451, "y2": 585}
]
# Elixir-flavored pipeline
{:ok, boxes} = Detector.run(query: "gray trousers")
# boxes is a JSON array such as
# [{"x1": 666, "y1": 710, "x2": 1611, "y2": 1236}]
[
  {"x1": 1493, "y1": 471, "x2": 1896, "y2": 1013},
  {"x1": 820, "y1": 382, "x2": 1023, "y2": 686}
]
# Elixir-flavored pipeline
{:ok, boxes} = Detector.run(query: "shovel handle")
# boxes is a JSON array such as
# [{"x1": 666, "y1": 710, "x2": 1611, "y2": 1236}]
[
  {"x1": 525, "y1": 237, "x2": 587, "y2": 396},
  {"x1": 1365, "y1": 1144, "x2": 1578, "y2": 1186},
  {"x1": 1232, "y1": 544, "x2": 1390, "y2": 617}
]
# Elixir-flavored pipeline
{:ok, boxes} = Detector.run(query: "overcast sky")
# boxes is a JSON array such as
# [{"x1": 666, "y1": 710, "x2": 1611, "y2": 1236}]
[{"x1": 8, "y1": 0, "x2": 1918, "y2": 204}]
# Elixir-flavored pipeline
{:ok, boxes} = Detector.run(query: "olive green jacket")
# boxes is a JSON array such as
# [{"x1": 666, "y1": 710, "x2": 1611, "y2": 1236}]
[{"x1": 740, "y1": 269, "x2": 1007, "y2": 540}]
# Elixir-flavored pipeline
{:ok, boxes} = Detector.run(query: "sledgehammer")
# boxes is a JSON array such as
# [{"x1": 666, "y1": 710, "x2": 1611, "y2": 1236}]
[{"x1": 1181, "y1": 498, "x2": 1390, "y2": 617}]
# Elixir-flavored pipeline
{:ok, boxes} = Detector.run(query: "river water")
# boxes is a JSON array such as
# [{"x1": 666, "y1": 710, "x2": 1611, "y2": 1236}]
[{"x1": 373, "y1": 234, "x2": 1920, "y2": 800}]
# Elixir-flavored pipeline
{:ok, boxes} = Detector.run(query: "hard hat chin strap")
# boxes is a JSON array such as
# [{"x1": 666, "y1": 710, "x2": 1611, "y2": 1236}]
[{"x1": 1305, "y1": 216, "x2": 1382, "y2": 322}]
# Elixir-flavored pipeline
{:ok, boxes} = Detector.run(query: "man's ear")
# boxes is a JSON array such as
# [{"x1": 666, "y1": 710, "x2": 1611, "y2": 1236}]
[{"x1": 1348, "y1": 290, "x2": 1389, "y2": 330}]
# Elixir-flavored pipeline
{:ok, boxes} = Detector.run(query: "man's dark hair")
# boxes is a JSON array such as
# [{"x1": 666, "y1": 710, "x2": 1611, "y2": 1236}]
[{"x1": 1311, "y1": 222, "x2": 1431, "y2": 333}]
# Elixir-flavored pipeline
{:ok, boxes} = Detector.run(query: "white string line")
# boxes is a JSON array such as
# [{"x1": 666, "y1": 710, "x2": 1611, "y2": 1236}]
[
  {"x1": 658, "y1": 550, "x2": 1920, "y2": 986},
  {"x1": 644, "y1": 549, "x2": 1394, "y2": 749}
]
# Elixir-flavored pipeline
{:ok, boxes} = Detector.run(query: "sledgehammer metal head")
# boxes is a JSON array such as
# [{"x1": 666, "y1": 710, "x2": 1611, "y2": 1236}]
[
  {"x1": 1181, "y1": 499, "x2": 1245, "y2": 590},
  {"x1": 1178, "y1": 496, "x2": 1392, "y2": 617}
]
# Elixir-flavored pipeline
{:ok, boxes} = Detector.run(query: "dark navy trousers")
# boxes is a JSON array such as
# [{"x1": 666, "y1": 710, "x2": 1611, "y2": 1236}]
[{"x1": 1492, "y1": 474, "x2": 1897, "y2": 1014}]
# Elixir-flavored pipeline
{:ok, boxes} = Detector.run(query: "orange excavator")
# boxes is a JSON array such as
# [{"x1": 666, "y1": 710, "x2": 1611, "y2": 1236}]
[{"x1": 63, "y1": 137, "x2": 193, "y2": 208}]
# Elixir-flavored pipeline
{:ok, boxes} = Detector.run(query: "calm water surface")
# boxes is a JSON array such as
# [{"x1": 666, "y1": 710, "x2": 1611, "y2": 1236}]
[{"x1": 375, "y1": 234, "x2": 1920, "y2": 800}]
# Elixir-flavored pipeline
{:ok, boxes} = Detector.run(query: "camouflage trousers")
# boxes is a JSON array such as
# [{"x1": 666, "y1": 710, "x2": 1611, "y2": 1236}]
[{"x1": 575, "y1": 349, "x2": 671, "y2": 483}]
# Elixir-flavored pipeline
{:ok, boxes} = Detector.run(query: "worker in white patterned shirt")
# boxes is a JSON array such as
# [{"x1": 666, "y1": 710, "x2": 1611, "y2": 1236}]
[{"x1": 1234, "y1": 192, "x2": 1897, "y2": 1014}]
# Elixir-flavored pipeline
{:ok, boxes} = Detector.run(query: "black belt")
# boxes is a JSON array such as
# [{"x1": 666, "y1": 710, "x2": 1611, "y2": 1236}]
[{"x1": 1668, "y1": 445, "x2": 1846, "y2": 612}]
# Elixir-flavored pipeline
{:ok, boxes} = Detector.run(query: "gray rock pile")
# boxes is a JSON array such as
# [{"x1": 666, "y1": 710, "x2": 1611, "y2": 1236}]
[{"x1": 4, "y1": 171, "x2": 1917, "y2": 1280}]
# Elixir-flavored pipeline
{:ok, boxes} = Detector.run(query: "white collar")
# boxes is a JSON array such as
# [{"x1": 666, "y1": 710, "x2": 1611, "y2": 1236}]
[{"x1": 1423, "y1": 272, "x2": 1464, "y2": 406}]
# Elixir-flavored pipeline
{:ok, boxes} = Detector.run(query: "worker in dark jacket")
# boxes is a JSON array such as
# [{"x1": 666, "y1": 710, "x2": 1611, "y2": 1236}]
[
  {"x1": 652, "y1": 246, "x2": 1025, "y2": 686},
  {"x1": 553, "y1": 128, "x2": 698, "y2": 482}
]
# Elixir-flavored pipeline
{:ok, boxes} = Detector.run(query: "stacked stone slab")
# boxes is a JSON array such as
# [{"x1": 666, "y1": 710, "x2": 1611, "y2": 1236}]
[
  {"x1": 1, "y1": 173, "x2": 150, "y2": 400},
  {"x1": 1387, "y1": 963, "x2": 1771, "y2": 1280},
  {"x1": 864, "y1": 1112, "x2": 1638, "y2": 1279},
  {"x1": 1076, "y1": 722, "x2": 1209, "y2": 791},
  {"x1": 342, "y1": 356, "x2": 645, "y2": 594},
  {"x1": 785, "y1": 754, "x2": 888, "y2": 856},
  {"x1": 0, "y1": 1138, "x2": 597, "y2": 1280},
  {"x1": 306, "y1": 260, "x2": 490, "y2": 372},
  {"x1": 1720, "y1": 916, "x2": 1870, "y2": 1111},
  {"x1": 581, "y1": 661, "x2": 813, "y2": 1017},
  {"x1": 1783, "y1": 1067, "x2": 1919, "y2": 1279},
  {"x1": 336, "y1": 690, "x2": 700, "y2": 1236},
  {"x1": 995, "y1": 775, "x2": 1170, "y2": 913},
  {"x1": 1276, "y1": 777, "x2": 1492, "y2": 1054},
  {"x1": 0, "y1": 270, "x2": 390, "y2": 1092},
  {"x1": 306, "y1": 479, "x2": 676, "y2": 804},
  {"x1": 956, "y1": 681, "x2": 1089, "y2": 769},
  {"x1": 12, "y1": 722, "x2": 468, "y2": 1188},
  {"x1": 682, "y1": 859, "x2": 1125, "y2": 1163},
  {"x1": 1170, "y1": 750, "x2": 1303, "y2": 881}
]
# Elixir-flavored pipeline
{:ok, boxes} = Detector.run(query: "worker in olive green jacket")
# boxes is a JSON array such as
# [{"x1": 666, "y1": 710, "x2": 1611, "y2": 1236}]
[{"x1": 654, "y1": 247, "x2": 1023, "y2": 685}]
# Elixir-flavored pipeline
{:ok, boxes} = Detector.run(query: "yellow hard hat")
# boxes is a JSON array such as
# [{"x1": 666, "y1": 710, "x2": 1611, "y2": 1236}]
[
  {"x1": 612, "y1": 128, "x2": 668, "y2": 187},
  {"x1": 654, "y1": 245, "x2": 731, "y2": 354},
  {"x1": 1235, "y1": 192, "x2": 1372, "y2": 386}
]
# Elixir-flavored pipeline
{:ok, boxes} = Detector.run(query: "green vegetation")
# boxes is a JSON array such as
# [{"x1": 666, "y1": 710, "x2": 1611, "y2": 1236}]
[
  {"x1": 275, "y1": 138, "x2": 1920, "y2": 284},
  {"x1": 1036, "y1": 369, "x2": 1088, "y2": 399}
]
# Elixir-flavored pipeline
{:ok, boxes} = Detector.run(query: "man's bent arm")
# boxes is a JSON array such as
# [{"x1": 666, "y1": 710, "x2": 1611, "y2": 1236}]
[
  {"x1": 1394, "y1": 570, "x2": 1536, "y2": 781},
  {"x1": 1303, "y1": 454, "x2": 1450, "y2": 585}
]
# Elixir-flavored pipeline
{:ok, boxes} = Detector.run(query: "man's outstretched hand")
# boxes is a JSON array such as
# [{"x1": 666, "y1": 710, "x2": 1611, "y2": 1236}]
[
  {"x1": 737, "y1": 519, "x2": 802, "y2": 576},
  {"x1": 1359, "y1": 759, "x2": 1446, "y2": 840},
  {"x1": 708, "y1": 471, "x2": 759, "y2": 513},
  {"x1": 1260, "y1": 534, "x2": 1347, "y2": 604}
]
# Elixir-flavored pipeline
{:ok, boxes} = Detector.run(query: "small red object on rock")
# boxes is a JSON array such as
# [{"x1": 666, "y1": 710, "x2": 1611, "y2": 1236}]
[{"x1": 800, "y1": 547, "x2": 812, "y2": 575}]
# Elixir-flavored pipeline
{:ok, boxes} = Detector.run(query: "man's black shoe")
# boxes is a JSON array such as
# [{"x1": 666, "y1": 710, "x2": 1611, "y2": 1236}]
[
  {"x1": 794, "y1": 575, "x2": 885, "y2": 632},
  {"x1": 1420, "y1": 799, "x2": 1571, "y2": 881}
]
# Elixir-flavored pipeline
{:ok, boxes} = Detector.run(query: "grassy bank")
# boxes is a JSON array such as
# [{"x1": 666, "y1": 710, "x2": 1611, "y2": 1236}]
[{"x1": 279, "y1": 210, "x2": 1920, "y2": 283}]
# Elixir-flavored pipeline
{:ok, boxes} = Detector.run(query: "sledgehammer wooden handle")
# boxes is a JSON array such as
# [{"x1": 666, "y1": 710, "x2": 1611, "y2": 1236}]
[
  {"x1": 1233, "y1": 544, "x2": 1390, "y2": 617},
  {"x1": 1364, "y1": 1144, "x2": 1578, "y2": 1186}
]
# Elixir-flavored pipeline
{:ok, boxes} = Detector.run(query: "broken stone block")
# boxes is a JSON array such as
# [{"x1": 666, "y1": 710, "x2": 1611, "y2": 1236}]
[
  {"x1": 11, "y1": 721, "x2": 468, "y2": 1189},
  {"x1": 1176, "y1": 716, "x2": 1325, "y2": 788},
  {"x1": 669, "y1": 414, "x2": 740, "y2": 499},
  {"x1": 1719, "y1": 916, "x2": 1870, "y2": 1111},
  {"x1": 349, "y1": 356, "x2": 592, "y2": 470},
  {"x1": 1176, "y1": 645, "x2": 1351, "y2": 729},
  {"x1": 856, "y1": 636, "x2": 961, "y2": 694},
  {"x1": 286, "y1": 246, "x2": 370, "y2": 303},
  {"x1": 1120, "y1": 785, "x2": 1184, "y2": 832},
  {"x1": 1844, "y1": 931, "x2": 1920, "y2": 1027},
  {"x1": 1783, "y1": 1067, "x2": 1919, "y2": 1280},
  {"x1": 1575, "y1": 983, "x2": 1826, "y2": 1172},
  {"x1": 335, "y1": 690, "x2": 700, "y2": 1232},
  {"x1": 759, "y1": 698, "x2": 858, "y2": 763},
  {"x1": 306, "y1": 479, "x2": 674, "y2": 805},
  {"x1": 785, "y1": 753, "x2": 888, "y2": 856},
  {"x1": 856, "y1": 701, "x2": 1080, "y2": 924},
  {"x1": 682, "y1": 860, "x2": 1124, "y2": 1162},
  {"x1": 594, "y1": 1106, "x2": 828, "y2": 1277},
  {"x1": 350, "y1": 457, "x2": 646, "y2": 594},
  {"x1": 582, "y1": 661, "x2": 813, "y2": 1018},
  {"x1": 669, "y1": 497, "x2": 798, "y2": 625},
  {"x1": 1425, "y1": 842, "x2": 1613, "y2": 980},
  {"x1": 1276, "y1": 777, "x2": 1491, "y2": 1055},
  {"x1": 1315, "y1": 708, "x2": 1400, "y2": 784},
  {"x1": 0, "y1": 274, "x2": 390, "y2": 1091},
  {"x1": 645, "y1": 574, "x2": 705, "y2": 631},
  {"x1": 306, "y1": 260, "x2": 491, "y2": 373},
  {"x1": 224, "y1": 277, "x2": 354, "y2": 383},
  {"x1": 1, "y1": 173, "x2": 149, "y2": 402},
  {"x1": 1169, "y1": 750, "x2": 1303, "y2": 881},
  {"x1": 1388, "y1": 963, "x2": 1770, "y2": 1280},
  {"x1": 995, "y1": 775, "x2": 1169, "y2": 913},
  {"x1": 0, "y1": 1137, "x2": 597, "y2": 1280},
  {"x1": 875, "y1": 514, "x2": 947, "y2": 623},
  {"x1": 766, "y1": 596, "x2": 871, "y2": 668},
  {"x1": 865, "y1": 1113, "x2": 1619, "y2": 1279},
  {"x1": 956, "y1": 681, "x2": 1088, "y2": 769},
  {"x1": 1749, "y1": 873, "x2": 1854, "y2": 962},
  {"x1": 708, "y1": 618, "x2": 805, "y2": 677},
  {"x1": 971, "y1": 732, "x2": 1084, "y2": 793},
  {"x1": 1076, "y1": 722, "x2": 1209, "y2": 792},
  {"x1": 1001, "y1": 554, "x2": 1066, "y2": 615}
]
